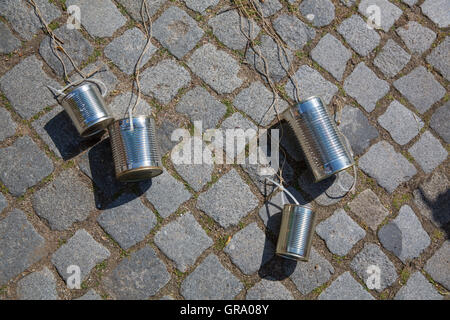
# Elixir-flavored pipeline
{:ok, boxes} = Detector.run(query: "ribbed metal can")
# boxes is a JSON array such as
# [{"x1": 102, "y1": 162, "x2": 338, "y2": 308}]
[
  {"x1": 276, "y1": 204, "x2": 316, "y2": 261},
  {"x1": 108, "y1": 116, "x2": 163, "y2": 182},
  {"x1": 60, "y1": 82, "x2": 114, "y2": 137},
  {"x1": 282, "y1": 96, "x2": 354, "y2": 182}
]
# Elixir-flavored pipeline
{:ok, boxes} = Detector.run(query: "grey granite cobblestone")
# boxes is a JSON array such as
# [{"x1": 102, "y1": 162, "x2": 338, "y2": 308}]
[
  {"x1": 397, "y1": 21, "x2": 436, "y2": 55},
  {"x1": 421, "y1": 0, "x2": 450, "y2": 28},
  {"x1": 337, "y1": 15, "x2": 380, "y2": 57},
  {"x1": 116, "y1": 0, "x2": 166, "y2": 21},
  {"x1": 378, "y1": 205, "x2": 430, "y2": 263},
  {"x1": 299, "y1": 0, "x2": 335, "y2": 27},
  {"x1": 273, "y1": 14, "x2": 316, "y2": 51},
  {"x1": 395, "y1": 272, "x2": 442, "y2": 300},
  {"x1": 0, "y1": 107, "x2": 17, "y2": 142},
  {"x1": 0, "y1": 56, "x2": 59, "y2": 119},
  {"x1": 409, "y1": 131, "x2": 447, "y2": 174},
  {"x1": 0, "y1": 210, "x2": 47, "y2": 286},
  {"x1": 66, "y1": 0, "x2": 126, "y2": 38},
  {"x1": 0, "y1": 136, "x2": 54, "y2": 197},
  {"x1": 374, "y1": 39, "x2": 411, "y2": 78},
  {"x1": 348, "y1": 189, "x2": 389, "y2": 231},
  {"x1": 17, "y1": 267, "x2": 58, "y2": 300},
  {"x1": 427, "y1": 36, "x2": 450, "y2": 81},
  {"x1": 33, "y1": 169, "x2": 95, "y2": 231},
  {"x1": 246, "y1": 279, "x2": 293, "y2": 300},
  {"x1": 52, "y1": 229, "x2": 110, "y2": 282},
  {"x1": 424, "y1": 241, "x2": 450, "y2": 290},
  {"x1": 153, "y1": 6, "x2": 204, "y2": 59},
  {"x1": 358, "y1": 0, "x2": 403, "y2": 32},
  {"x1": 181, "y1": 254, "x2": 243, "y2": 300},
  {"x1": 197, "y1": 169, "x2": 258, "y2": 228},
  {"x1": 184, "y1": 0, "x2": 219, "y2": 14},
  {"x1": 0, "y1": 21, "x2": 21, "y2": 54},
  {"x1": 316, "y1": 209, "x2": 366, "y2": 256},
  {"x1": 319, "y1": 272, "x2": 374, "y2": 300},
  {"x1": 154, "y1": 212, "x2": 212, "y2": 272}
]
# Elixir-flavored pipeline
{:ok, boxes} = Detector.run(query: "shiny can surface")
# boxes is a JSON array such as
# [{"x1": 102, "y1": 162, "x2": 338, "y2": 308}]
[
  {"x1": 283, "y1": 96, "x2": 354, "y2": 182},
  {"x1": 276, "y1": 204, "x2": 316, "y2": 261},
  {"x1": 60, "y1": 82, "x2": 114, "y2": 137},
  {"x1": 108, "y1": 116, "x2": 163, "y2": 182}
]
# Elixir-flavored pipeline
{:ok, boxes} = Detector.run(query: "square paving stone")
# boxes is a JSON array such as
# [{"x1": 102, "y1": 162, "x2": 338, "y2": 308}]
[
  {"x1": 140, "y1": 169, "x2": 192, "y2": 218},
  {"x1": 378, "y1": 205, "x2": 430, "y2": 263},
  {"x1": 316, "y1": 209, "x2": 366, "y2": 256},
  {"x1": 172, "y1": 137, "x2": 214, "y2": 192},
  {"x1": 358, "y1": 141, "x2": 417, "y2": 193},
  {"x1": 141, "y1": 59, "x2": 191, "y2": 104},
  {"x1": 0, "y1": 136, "x2": 54, "y2": 197},
  {"x1": 413, "y1": 170, "x2": 450, "y2": 227},
  {"x1": 348, "y1": 189, "x2": 389, "y2": 231},
  {"x1": 259, "y1": 189, "x2": 308, "y2": 234},
  {"x1": 0, "y1": 55, "x2": 59, "y2": 119},
  {"x1": 374, "y1": 39, "x2": 411, "y2": 78},
  {"x1": 17, "y1": 267, "x2": 58, "y2": 300},
  {"x1": 427, "y1": 36, "x2": 450, "y2": 81},
  {"x1": 378, "y1": 100, "x2": 423, "y2": 145},
  {"x1": 76, "y1": 289, "x2": 102, "y2": 300},
  {"x1": 0, "y1": 107, "x2": 17, "y2": 142},
  {"x1": 311, "y1": 34, "x2": 351, "y2": 81},
  {"x1": 39, "y1": 26, "x2": 94, "y2": 77},
  {"x1": 234, "y1": 82, "x2": 289, "y2": 127},
  {"x1": 33, "y1": 169, "x2": 95, "y2": 231},
  {"x1": 421, "y1": 0, "x2": 450, "y2": 28},
  {"x1": 97, "y1": 194, "x2": 157, "y2": 250},
  {"x1": 338, "y1": 105, "x2": 379, "y2": 156},
  {"x1": 257, "y1": 0, "x2": 282, "y2": 17},
  {"x1": 299, "y1": 0, "x2": 335, "y2": 27},
  {"x1": 196, "y1": 169, "x2": 259, "y2": 228},
  {"x1": 319, "y1": 272, "x2": 374, "y2": 300},
  {"x1": 284, "y1": 247, "x2": 335, "y2": 295},
  {"x1": 273, "y1": 14, "x2": 316, "y2": 51},
  {"x1": 0, "y1": 193, "x2": 6, "y2": 213},
  {"x1": 189, "y1": 44, "x2": 244, "y2": 94},
  {"x1": 0, "y1": 21, "x2": 21, "y2": 54},
  {"x1": 337, "y1": 15, "x2": 380, "y2": 56},
  {"x1": 175, "y1": 86, "x2": 227, "y2": 130},
  {"x1": 0, "y1": 209, "x2": 47, "y2": 286},
  {"x1": 424, "y1": 241, "x2": 450, "y2": 290},
  {"x1": 394, "y1": 66, "x2": 445, "y2": 114},
  {"x1": 396, "y1": 21, "x2": 436, "y2": 55},
  {"x1": 0, "y1": 0, "x2": 61, "y2": 41},
  {"x1": 208, "y1": 9, "x2": 260, "y2": 51},
  {"x1": 395, "y1": 271, "x2": 443, "y2": 300},
  {"x1": 350, "y1": 243, "x2": 397, "y2": 292},
  {"x1": 109, "y1": 91, "x2": 153, "y2": 119},
  {"x1": 154, "y1": 212, "x2": 213, "y2": 272},
  {"x1": 184, "y1": 0, "x2": 219, "y2": 14},
  {"x1": 246, "y1": 35, "x2": 293, "y2": 83},
  {"x1": 116, "y1": 0, "x2": 166, "y2": 21},
  {"x1": 224, "y1": 223, "x2": 275, "y2": 275},
  {"x1": 298, "y1": 170, "x2": 354, "y2": 206},
  {"x1": 344, "y1": 62, "x2": 389, "y2": 113},
  {"x1": 358, "y1": 0, "x2": 403, "y2": 32},
  {"x1": 66, "y1": 0, "x2": 127, "y2": 38},
  {"x1": 181, "y1": 254, "x2": 243, "y2": 300},
  {"x1": 218, "y1": 113, "x2": 258, "y2": 163},
  {"x1": 246, "y1": 279, "x2": 293, "y2": 300},
  {"x1": 104, "y1": 28, "x2": 157, "y2": 75},
  {"x1": 408, "y1": 131, "x2": 447, "y2": 174},
  {"x1": 104, "y1": 246, "x2": 170, "y2": 299},
  {"x1": 52, "y1": 229, "x2": 110, "y2": 282},
  {"x1": 157, "y1": 119, "x2": 179, "y2": 155},
  {"x1": 153, "y1": 6, "x2": 204, "y2": 59},
  {"x1": 78, "y1": 139, "x2": 128, "y2": 208},
  {"x1": 285, "y1": 65, "x2": 338, "y2": 105}
]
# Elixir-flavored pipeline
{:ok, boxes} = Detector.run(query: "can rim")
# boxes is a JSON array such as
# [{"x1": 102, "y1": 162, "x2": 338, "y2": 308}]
[
  {"x1": 298, "y1": 95, "x2": 323, "y2": 105},
  {"x1": 276, "y1": 251, "x2": 309, "y2": 262},
  {"x1": 112, "y1": 115, "x2": 153, "y2": 123},
  {"x1": 117, "y1": 166, "x2": 163, "y2": 182}
]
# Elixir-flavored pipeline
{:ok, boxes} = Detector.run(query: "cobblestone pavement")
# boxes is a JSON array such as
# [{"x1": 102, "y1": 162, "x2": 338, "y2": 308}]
[{"x1": 0, "y1": 0, "x2": 448, "y2": 300}]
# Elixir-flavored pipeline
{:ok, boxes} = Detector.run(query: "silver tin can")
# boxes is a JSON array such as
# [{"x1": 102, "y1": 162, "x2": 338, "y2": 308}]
[
  {"x1": 283, "y1": 96, "x2": 354, "y2": 182},
  {"x1": 276, "y1": 204, "x2": 316, "y2": 261},
  {"x1": 60, "y1": 82, "x2": 114, "y2": 138},
  {"x1": 108, "y1": 116, "x2": 163, "y2": 182}
]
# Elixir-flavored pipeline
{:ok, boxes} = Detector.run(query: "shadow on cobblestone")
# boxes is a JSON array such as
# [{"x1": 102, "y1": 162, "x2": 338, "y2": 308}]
[
  {"x1": 44, "y1": 110, "x2": 100, "y2": 160},
  {"x1": 80, "y1": 139, "x2": 150, "y2": 209},
  {"x1": 417, "y1": 188, "x2": 450, "y2": 240}
]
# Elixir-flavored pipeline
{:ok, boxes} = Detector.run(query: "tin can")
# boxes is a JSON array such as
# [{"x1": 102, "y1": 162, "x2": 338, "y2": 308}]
[
  {"x1": 276, "y1": 204, "x2": 316, "y2": 261},
  {"x1": 108, "y1": 116, "x2": 163, "y2": 182},
  {"x1": 60, "y1": 82, "x2": 114, "y2": 138},
  {"x1": 282, "y1": 96, "x2": 354, "y2": 182}
]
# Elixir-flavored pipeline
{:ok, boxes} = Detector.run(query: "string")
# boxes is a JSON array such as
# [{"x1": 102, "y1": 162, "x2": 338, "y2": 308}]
[
  {"x1": 28, "y1": 0, "x2": 107, "y2": 97},
  {"x1": 266, "y1": 177, "x2": 299, "y2": 205},
  {"x1": 125, "y1": 0, "x2": 153, "y2": 131}
]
